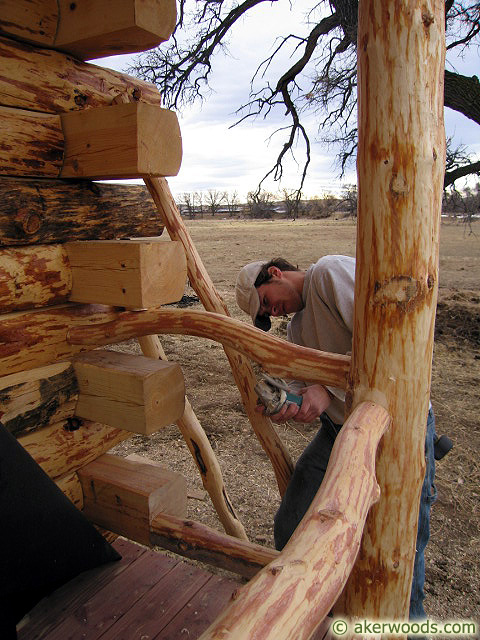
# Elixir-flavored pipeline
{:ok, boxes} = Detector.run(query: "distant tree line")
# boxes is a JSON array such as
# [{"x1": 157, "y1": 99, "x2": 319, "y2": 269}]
[
  {"x1": 177, "y1": 182, "x2": 480, "y2": 222},
  {"x1": 176, "y1": 185, "x2": 359, "y2": 219}
]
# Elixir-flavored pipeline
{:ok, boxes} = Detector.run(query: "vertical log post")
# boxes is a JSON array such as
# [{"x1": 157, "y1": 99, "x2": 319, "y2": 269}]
[
  {"x1": 144, "y1": 177, "x2": 294, "y2": 495},
  {"x1": 341, "y1": 0, "x2": 445, "y2": 623}
]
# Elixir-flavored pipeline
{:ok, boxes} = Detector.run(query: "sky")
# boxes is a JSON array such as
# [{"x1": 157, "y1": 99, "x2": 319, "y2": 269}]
[{"x1": 93, "y1": 2, "x2": 479, "y2": 201}]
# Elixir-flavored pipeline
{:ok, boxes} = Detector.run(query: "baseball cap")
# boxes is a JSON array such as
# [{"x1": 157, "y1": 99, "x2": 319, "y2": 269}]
[{"x1": 235, "y1": 261, "x2": 272, "y2": 331}]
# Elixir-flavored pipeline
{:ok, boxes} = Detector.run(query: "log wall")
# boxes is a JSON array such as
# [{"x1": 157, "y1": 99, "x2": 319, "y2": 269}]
[{"x1": 0, "y1": 1, "x2": 185, "y2": 495}]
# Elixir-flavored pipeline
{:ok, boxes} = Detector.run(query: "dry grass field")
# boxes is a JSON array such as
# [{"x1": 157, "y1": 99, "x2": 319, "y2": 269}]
[{"x1": 113, "y1": 216, "x2": 479, "y2": 625}]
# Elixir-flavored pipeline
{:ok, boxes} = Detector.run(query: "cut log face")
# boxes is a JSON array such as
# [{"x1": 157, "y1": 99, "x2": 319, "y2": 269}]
[
  {"x1": 60, "y1": 103, "x2": 182, "y2": 179},
  {"x1": 65, "y1": 240, "x2": 187, "y2": 308},
  {"x1": 0, "y1": 0, "x2": 177, "y2": 59},
  {"x1": 78, "y1": 453, "x2": 187, "y2": 546},
  {"x1": 73, "y1": 350, "x2": 186, "y2": 435}
]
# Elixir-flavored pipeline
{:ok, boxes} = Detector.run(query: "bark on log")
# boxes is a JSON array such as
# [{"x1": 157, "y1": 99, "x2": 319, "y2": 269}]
[
  {"x1": 0, "y1": 178, "x2": 163, "y2": 247},
  {"x1": 0, "y1": 362, "x2": 77, "y2": 437},
  {"x1": 0, "y1": 0, "x2": 177, "y2": 60},
  {"x1": 150, "y1": 512, "x2": 278, "y2": 579},
  {"x1": 0, "y1": 35, "x2": 162, "y2": 114},
  {"x1": 146, "y1": 177, "x2": 295, "y2": 495},
  {"x1": 0, "y1": 106, "x2": 63, "y2": 177},
  {"x1": 18, "y1": 418, "x2": 131, "y2": 480},
  {"x1": 340, "y1": 0, "x2": 445, "y2": 623},
  {"x1": 0, "y1": 244, "x2": 71, "y2": 312},
  {"x1": 0, "y1": 303, "x2": 119, "y2": 377},
  {"x1": 138, "y1": 335, "x2": 247, "y2": 540},
  {"x1": 198, "y1": 402, "x2": 390, "y2": 640},
  {"x1": 68, "y1": 307, "x2": 350, "y2": 389},
  {"x1": 444, "y1": 69, "x2": 480, "y2": 126}
]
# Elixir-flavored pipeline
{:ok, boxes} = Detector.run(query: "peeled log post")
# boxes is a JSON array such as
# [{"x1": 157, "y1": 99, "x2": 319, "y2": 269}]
[
  {"x1": 138, "y1": 335, "x2": 247, "y2": 540},
  {"x1": 198, "y1": 402, "x2": 390, "y2": 640},
  {"x1": 340, "y1": 0, "x2": 445, "y2": 622},
  {"x1": 145, "y1": 176, "x2": 294, "y2": 496},
  {"x1": 68, "y1": 307, "x2": 350, "y2": 389}
]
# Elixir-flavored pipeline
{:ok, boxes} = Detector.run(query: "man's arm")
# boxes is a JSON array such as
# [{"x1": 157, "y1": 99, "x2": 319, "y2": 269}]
[{"x1": 256, "y1": 383, "x2": 331, "y2": 424}]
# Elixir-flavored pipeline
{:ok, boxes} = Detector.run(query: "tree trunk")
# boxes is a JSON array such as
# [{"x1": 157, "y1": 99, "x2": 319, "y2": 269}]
[
  {"x1": 444, "y1": 69, "x2": 480, "y2": 126},
  {"x1": 340, "y1": 0, "x2": 445, "y2": 623}
]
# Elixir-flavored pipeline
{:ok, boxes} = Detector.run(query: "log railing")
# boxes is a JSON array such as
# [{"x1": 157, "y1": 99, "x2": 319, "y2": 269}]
[
  {"x1": 197, "y1": 402, "x2": 390, "y2": 639},
  {"x1": 68, "y1": 308, "x2": 350, "y2": 389}
]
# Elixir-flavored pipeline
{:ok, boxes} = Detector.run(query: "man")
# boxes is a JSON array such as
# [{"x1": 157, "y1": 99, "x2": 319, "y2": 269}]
[{"x1": 235, "y1": 255, "x2": 436, "y2": 621}]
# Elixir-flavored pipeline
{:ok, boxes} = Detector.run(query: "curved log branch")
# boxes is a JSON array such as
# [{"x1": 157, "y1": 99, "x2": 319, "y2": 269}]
[
  {"x1": 149, "y1": 512, "x2": 278, "y2": 579},
  {"x1": 197, "y1": 402, "x2": 390, "y2": 639},
  {"x1": 138, "y1": 335, "x2": 247, "y2": 540},
  {"x1": 145, "y1": 177, "x2": 295, "y2": 495},
  {"x1": 68, "y1": 307, "x2": 351, "y2": 389}
]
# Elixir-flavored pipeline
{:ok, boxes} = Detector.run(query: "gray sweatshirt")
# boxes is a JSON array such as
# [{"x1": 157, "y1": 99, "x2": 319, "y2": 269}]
[{"x1": 287, "y1": 255, "x2": 355, "y2": 424}]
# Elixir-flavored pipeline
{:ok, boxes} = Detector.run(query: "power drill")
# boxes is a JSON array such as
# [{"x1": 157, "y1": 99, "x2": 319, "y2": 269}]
[{"x1": 255, "y1": 375, "x2": 303, "y2": 415}]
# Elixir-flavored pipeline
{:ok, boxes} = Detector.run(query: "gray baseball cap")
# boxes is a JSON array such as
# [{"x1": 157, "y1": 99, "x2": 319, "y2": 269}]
[{"x1": 235, "y1": 261, "x2": 271, "y2": 331}]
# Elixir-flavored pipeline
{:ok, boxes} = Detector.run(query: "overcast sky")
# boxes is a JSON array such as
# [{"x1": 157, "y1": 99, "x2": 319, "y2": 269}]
[{"x1": 95, "y1": 2, "x2": 479, "y2": 201}]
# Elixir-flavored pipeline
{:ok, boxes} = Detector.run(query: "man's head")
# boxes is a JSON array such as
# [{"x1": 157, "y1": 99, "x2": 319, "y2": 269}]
[{"x1": 235, "y1": 258, "x2": 304, "y2": 331}]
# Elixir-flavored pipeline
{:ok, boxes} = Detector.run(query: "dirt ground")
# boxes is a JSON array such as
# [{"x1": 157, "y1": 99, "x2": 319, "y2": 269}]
[{"x1": 112, "y1": 216, "x2": 479, "y2": 626}]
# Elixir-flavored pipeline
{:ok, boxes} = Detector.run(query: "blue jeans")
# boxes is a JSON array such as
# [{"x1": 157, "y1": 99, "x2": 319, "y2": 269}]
[{"x1": 274, "y1": 408, "x2": 437, "y2": 619}]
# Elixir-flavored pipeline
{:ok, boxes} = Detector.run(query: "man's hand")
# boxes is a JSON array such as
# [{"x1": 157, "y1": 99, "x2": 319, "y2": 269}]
[{"x1": 255, "y1": 383, "x2": 331, "y2": 424}]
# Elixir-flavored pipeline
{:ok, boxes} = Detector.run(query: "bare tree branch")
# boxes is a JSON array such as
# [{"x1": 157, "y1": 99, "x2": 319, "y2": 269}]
[{"x1": 129, "y1": 0, "x2": 480, "y2": 192}]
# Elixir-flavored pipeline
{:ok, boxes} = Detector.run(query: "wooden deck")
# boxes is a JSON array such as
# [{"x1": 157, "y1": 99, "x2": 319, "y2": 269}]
[{"x1": 17, "y1": 537, "x2": 332, "y2": 639}]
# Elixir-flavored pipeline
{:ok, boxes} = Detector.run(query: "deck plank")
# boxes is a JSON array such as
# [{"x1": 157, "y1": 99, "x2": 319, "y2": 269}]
[
  {"x1": 17, "y1": 538, "x2": 147, "y2": 639},
  {"x1": 17, "y1": 537, "x2": 330, "y2": 639},
  {"x1": 155, "y1": 573, "x2": 241, "y2": 640},
  {"x1": 99, "y1": 560, "x2": 213, "y2": 638},
  {"x1": 17, "y1": 539, "x2": 242, "y2": 640},
  {"x1": 43, "y1": 548, "x2": 178, "y2": 640}
]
